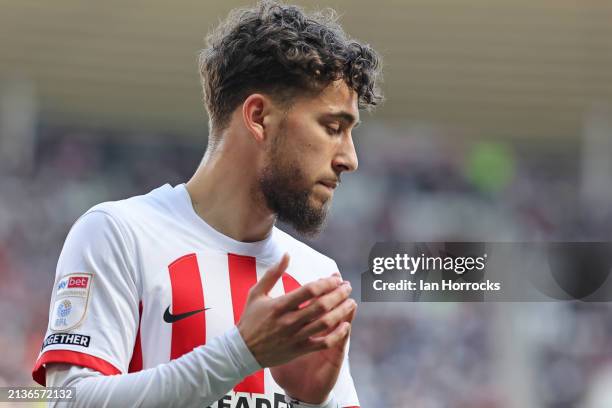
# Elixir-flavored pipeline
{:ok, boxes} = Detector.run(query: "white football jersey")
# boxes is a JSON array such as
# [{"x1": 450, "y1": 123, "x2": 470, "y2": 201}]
[{"x1": 32, "y1": 183, "x2": 360, "y2": 408}]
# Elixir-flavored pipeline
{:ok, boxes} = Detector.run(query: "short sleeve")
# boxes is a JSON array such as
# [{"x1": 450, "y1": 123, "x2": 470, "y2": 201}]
[{"x1": 32, "y1": 209, "x2": 140, "y2": 386}]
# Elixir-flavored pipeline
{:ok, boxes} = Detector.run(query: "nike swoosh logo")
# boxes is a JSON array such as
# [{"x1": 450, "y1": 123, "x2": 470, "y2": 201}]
[{"x1": 163, "y1": 306, "x2": 210, "y2": 323}]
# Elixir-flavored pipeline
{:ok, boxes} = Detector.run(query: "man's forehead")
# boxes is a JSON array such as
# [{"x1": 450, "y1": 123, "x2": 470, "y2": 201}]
[{"x1": 316, "y1": 80, "x2": 360, "y2": 122}]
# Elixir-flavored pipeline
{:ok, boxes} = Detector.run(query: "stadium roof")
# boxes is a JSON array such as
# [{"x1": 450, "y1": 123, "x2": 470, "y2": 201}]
[{"x1": 1, "y1": 0, "x2": 611, "y2": 140}]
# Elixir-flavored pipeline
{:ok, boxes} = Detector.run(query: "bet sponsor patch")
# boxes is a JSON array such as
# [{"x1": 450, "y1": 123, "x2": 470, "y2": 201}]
[{"x1": 50, "y1": 273, "x2": 93, "y2": 332}]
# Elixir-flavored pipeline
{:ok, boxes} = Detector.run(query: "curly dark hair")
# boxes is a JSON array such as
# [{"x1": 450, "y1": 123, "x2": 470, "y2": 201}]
[{"x1": 198, "y1": 0, "x2": 383, "y2": 137}]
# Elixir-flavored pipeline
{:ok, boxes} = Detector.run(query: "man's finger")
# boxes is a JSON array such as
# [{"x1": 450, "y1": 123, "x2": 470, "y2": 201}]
[
  {"x1": 304, "y1": 321, "x2": 351, "y2": 352},
  {"x1": 250, "y1": 253, "x2": 290, "y2": 297},
  {"x1": 289, "y1": 281, "x2": 352, "y2": 327},
  {"x1": 346, "y1": 299, "x2": 357, "y2": 323},
  {"x1": 276, "y1": 275, "x2": 342, "y2": 312},
  {"x1": 295, "y1": 298, "x2": 356, "y2": 340}
]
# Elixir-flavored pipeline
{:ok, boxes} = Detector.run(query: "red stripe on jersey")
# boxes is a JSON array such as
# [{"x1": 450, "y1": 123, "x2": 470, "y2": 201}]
[
  {"x1": 32, "y1": 350, "x2": 121, "y2": 386},
  {"x1": 282, "y1": 273, "x2": 301, "y2": 293},
  {"x1": 228, "y1": 254, "x2": 258, "y2": 323},
  {"x1": 169, "y1": 253, "x2": 206, "y2": 360},
  {"x1": 128, "y1": 301, "x2": 143, "y2": 372},
  {"x1": 228, "y1": 253, "x2": 265, "y2": 395}
]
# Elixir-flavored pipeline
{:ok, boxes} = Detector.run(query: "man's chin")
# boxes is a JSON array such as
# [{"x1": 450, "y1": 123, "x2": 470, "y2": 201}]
[
  {"x1": 309, "y1": 194, "x2": 334, "y2": 218},
  {"x1": 290, "y1": 219, "x2": 326, "y2": 238},
  {"x1": 311, "y1": 186, "x2": 334, "y2": 206},
  {"x1": 282, "y1": 200, "x2": 329, "y2": 238},
  {"x1": 262, "y1": 183, "x2": 331, "y2": 237}
]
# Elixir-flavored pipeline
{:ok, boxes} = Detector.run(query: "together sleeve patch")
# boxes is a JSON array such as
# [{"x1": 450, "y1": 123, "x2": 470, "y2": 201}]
[{"x1": 42, "y1": 332, "x2": 91, "y2": 349}]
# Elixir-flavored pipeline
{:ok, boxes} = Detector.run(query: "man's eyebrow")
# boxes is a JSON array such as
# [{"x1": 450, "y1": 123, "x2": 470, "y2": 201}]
[{"x1": 323, "y1": 111, "x2": 361, "y2": 128}]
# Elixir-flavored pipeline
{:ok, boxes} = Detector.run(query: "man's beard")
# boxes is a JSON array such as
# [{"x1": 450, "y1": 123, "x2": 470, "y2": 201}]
[{"x1": 259, "y1": 144, "x2": 330, "y2": 237}]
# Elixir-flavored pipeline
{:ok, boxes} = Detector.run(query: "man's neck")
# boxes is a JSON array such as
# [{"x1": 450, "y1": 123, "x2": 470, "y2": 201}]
[{"x1": 185, "y1": 148, "x2": 276, "y2": 243}]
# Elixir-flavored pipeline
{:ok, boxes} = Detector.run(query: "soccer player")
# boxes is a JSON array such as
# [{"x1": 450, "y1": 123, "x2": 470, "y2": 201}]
[{"x1": 32, "y1": 1, "x2": 382, "y2": 407}]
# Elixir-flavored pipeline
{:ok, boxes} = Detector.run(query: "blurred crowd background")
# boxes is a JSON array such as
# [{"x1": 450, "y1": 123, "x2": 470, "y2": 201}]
[{"x1": 1, "y1": 1, "x2": 612, "y2": 407}]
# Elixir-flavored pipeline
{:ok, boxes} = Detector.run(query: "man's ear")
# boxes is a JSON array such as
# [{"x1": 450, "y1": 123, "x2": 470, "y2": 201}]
[{"x1": 242, "y1": 93, "x2": 272, "y2": 144}]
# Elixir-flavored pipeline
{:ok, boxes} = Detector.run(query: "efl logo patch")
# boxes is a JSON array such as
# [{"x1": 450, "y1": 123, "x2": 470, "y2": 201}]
[{"x1": 50, "y1": 273, "x2": 93, "y2": 332}]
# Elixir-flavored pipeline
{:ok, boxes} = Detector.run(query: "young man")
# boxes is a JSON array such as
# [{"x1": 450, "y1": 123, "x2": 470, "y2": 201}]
[{"x1": 32, "y1": 1, "x2": 382, "y2": 407}]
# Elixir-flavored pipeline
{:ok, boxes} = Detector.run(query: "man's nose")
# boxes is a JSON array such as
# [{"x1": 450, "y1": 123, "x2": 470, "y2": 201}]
[{"x1": 332, "y1": 134, "x2": 358, "y2": 174}]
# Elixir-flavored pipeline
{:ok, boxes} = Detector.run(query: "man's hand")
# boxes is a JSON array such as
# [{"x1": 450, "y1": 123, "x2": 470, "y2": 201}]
[
  {"x1": 237, "y1": 254, "x2": 352, "y2": 368},
  {"x1": 270, "y1": 274, "x2": 357, "y2": 405}
]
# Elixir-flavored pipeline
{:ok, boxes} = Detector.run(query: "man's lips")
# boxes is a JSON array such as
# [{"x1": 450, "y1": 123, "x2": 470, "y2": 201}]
[{"x1": 318, "y1": 179, "x2": 338, "y2": 190}]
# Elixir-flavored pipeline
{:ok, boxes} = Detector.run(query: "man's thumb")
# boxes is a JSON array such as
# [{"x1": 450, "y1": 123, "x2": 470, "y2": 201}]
[{"x1": 251, "y1": 253, "x2": 290, "y2": 297}]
